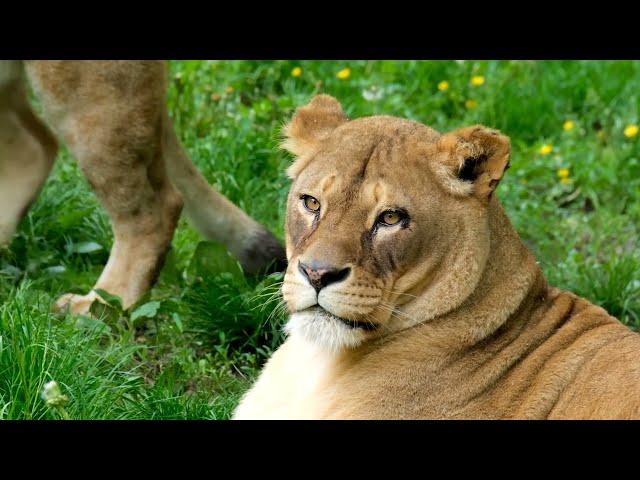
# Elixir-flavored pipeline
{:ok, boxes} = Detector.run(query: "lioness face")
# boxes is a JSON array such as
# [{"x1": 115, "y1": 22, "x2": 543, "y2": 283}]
[{"x1": 281, "y1": 95, "x2": 511, "y2": 351}]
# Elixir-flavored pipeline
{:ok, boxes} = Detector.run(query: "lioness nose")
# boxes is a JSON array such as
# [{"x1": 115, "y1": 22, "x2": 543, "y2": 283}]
[{"x1": 298, "y1": 261, "x2": 351, "y2": 293}]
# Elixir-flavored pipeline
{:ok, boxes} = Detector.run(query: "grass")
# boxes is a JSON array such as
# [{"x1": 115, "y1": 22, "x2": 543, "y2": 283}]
[{"x1": 1, "y1": 60, "x2": 639, "y2": 419}]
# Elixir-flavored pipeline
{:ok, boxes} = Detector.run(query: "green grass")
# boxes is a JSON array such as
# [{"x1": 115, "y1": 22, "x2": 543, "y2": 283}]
[{"x1": 1, "y1": 60, "x2": 639, "y2": 419}]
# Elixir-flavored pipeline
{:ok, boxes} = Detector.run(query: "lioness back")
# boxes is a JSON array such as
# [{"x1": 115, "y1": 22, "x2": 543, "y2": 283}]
[{"x1": 234, "y1": 95, "x2": 640, "y2": 420}]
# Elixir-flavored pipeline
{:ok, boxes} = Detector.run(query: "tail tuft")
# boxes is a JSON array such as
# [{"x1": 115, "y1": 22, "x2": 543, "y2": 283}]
[{"x1": 238, "y1": 227, "x2": 287, "y2": 275}]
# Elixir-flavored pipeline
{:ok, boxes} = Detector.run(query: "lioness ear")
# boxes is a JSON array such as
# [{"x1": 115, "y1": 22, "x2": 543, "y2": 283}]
[
  {"x1": 281, "y1": 94, "x2": 347, "y2": 159},
  {"x1": 433, "y1": 125, "x2": 511, "y2": 199}
]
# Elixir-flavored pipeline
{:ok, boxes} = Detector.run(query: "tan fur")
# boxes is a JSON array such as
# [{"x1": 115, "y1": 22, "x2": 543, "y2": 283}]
[
  {"x1": 0, "y1": 61, "x2": 285, "y2": 313},
  {"x1": 234, "y1": 95, "x2": 640, "y2": 419}
]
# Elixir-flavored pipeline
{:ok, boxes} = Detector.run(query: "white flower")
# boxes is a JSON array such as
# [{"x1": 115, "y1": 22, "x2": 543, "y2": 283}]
[
  {"x1": 41, "y1": 381, "x2": 69, "y2": 407},
  {"x1": 362, "y1": 85, "x2": 384, "y2": 102}
]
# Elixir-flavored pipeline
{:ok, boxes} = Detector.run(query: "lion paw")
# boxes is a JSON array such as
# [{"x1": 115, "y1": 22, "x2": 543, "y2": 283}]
[{"x1": 52, "y1": 291, "x2": 101, "y2": 315}]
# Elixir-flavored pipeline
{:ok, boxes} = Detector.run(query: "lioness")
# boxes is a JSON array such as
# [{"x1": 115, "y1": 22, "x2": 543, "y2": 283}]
[
  {"x1": 234, "y1": 94, "x2": 640, "y2": 419},
  {"x1": 0, "y1": 61, "x2": 285, "y2": 313}
]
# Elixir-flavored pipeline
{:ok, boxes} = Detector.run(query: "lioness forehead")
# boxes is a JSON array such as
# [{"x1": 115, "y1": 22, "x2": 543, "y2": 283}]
[
  {"x1": 326, "y1": 115, "x2": 439, "y2": 159},
  {"x1": 296, "y1": 115, "x2": 441, "y2": 195}
]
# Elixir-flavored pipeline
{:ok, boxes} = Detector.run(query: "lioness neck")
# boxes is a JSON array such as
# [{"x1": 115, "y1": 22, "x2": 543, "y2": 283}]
[{"x1": 393, "y1": 196, "x2": 547, "y2": 354}]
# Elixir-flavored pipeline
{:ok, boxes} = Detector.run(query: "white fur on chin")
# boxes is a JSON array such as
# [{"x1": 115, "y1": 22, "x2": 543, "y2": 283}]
[{"x1": 285, "y1": 309, "x2": 368, "y2": 352}]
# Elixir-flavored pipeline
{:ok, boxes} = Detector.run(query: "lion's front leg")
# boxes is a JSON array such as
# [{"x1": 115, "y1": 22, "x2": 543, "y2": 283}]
[{"x1": 0, "y1": 61, "x2": 57, "y2": 247}]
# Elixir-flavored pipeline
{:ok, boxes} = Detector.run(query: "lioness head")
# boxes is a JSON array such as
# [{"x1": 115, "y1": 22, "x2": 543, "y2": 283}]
[{"x1": 281, "y1": 95, "x2": 511, "y2": 351}]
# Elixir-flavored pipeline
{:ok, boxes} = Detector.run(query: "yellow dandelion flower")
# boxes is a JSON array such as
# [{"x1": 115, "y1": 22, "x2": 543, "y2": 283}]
[
  {"x1": 557, "y1": 168, "x2": 570, "y2": 179},
  {"x1": 437, "y1": 80, "x2": 450, "y2": 91},
  {"x1": 560, "y1": 178, "x2": 572, "y2": 185},
  {"x1": 539, "y1": 144, "x2": 553, "y2": 155},
  {"x1": 336, "y1": 68, "x2": 351, "y2": 80},
  {"x1": 291, "y1": 66, "x2": 302, "y2": 77},
  {"x1": 563, "y1": 120, "x2": 574, "y2": 131},
  {"x1": 465, "y1": 99, "x2": 478, "y2": 109},
  {"x1": 624, "y1": 124, "x2": 639, "y2": 138},
  {"x1": 471, "y1": 75, "x2": 485, "y2": 86}
]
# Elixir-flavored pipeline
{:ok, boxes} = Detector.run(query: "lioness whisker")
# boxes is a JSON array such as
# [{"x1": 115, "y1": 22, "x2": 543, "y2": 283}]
[
  {"x1": 376, "y1": 302, "x2": 419, "y2": 324},
  {"x1": 380, "y1": 288, "x2": 419, "y2": 299}
]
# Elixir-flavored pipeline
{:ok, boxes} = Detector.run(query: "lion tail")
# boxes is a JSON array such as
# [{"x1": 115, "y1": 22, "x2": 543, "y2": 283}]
[{"x1": 161, "y1": 110, "x2": 286, "y2": 274}]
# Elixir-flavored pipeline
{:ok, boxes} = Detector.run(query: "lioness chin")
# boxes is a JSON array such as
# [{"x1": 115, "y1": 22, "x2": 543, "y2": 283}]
[{"x1": 233, "y1": 94, "x2": 640, "y2": 420}]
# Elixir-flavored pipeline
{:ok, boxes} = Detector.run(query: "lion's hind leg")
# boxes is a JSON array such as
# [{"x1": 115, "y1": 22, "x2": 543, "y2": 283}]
[
  {"x1": 26, "y1": 61, "x2": 183, "y2": 315},
  {"x1": 51, "y1": 106, "x2": 184, "y2": 314}
]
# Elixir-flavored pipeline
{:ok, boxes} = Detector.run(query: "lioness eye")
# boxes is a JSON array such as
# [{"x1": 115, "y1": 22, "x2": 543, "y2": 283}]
[
  {"x1": 377, "y1": 210, "x2": 404, "y2": 226},
  {"x1": 302, "y1": 195, "x2": 320, "y2": 212}
]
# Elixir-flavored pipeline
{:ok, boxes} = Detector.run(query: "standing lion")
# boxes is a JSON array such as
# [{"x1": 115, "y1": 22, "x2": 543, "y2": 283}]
[{"x1": 0, "y1": 61, "x2": 286, "y2": 314}]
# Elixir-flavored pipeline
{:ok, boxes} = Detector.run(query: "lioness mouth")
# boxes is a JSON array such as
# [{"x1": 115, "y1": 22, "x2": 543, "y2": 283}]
[
  {"x1": 337, "y1": 317, "x2": 378, "y2": 331},
  {"x1": 308, "y1": 306, "x2": 378, "y2": 331}
]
